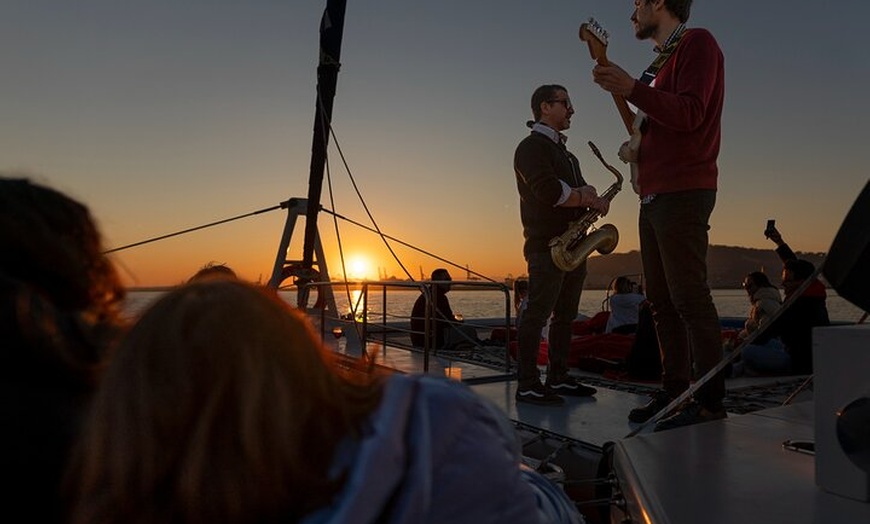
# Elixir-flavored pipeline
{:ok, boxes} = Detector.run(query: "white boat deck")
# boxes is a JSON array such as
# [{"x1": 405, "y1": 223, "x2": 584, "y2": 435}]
[
  {"x1": 610, "y1": 402, "x2": 870, "y2": 523},
  {"x1": 321, "y1": 322, "x2": 870, "y2": 523}
]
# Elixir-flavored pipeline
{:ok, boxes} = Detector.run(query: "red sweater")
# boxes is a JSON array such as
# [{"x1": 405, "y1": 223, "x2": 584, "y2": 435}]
[{"x1": 628, "y1": 28, "x2": 724, "y2": 197}]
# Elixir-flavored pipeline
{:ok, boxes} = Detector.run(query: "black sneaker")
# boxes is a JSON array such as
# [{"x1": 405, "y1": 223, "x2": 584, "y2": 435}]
[
  {"x1": 653, "y1": 400, "x2": 727, "y2": 432},
  {"x1": 545, "y1": 375, "x2": 597, "y2": 397},
  {"x1": 516, "y1": 381, "x2": 564, "y2": 405},
  {"x1": 628, "y1": 390, "x2": 678, "y2": 423}
]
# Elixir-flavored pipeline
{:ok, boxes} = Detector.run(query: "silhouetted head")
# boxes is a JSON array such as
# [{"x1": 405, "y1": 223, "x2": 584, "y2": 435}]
[
  {"x1": 513, "y1": 278, "x2": 529, "y2": 299},
  {"x1": 784, "y1": 259, "x2": 815, "y2": 281},
  {"x1": 0, "y1": 176, "x2": 125, "y2": 385},
  {"x1": 610, "y1": 276, "x2": 637, "y2": 294},
  {"x1": 187, "y1": 262, "x2": 237, "y2": 283},
  {"x1": 70, "y1": 280, "x2": 383, "y2": 523},
  {"x1": 782, "y1": 258, "x2": 817, "y2": 296},
  {"x1": 0, "y1": 177, "x2": 124, "y2": 315},
  {"x1": 431, "y1": 268, "x2": 452, "y2": 293},
  {"x1": 634, "y1": 0, "x2": 692, "y2": 24},
  {"x1": 662, "y1": 0, "x2": 692, "y2": 23},
  {"x1": 632, "y1": 0, "x2": 692, "y2": 41},
  {"x1": 742, "y1": 271, "x2": 775, "y2": 295},
  {"x1": 530, "y1": 84, "x2": 572, "y2": 130}
]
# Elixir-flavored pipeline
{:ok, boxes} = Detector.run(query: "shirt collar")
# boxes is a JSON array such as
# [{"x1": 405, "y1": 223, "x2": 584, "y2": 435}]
[
  {"x1": 531, "y1": 122, "x2": 567, "y2": 144},
  {"x1": 654, "y1": 23, "x2": 686, "y2": 53}
]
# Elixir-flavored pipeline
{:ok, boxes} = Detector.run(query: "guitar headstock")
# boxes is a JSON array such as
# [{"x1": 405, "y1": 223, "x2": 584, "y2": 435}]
[{"x1": 579, "y1": 18, "x2": 609, "y2": 64}]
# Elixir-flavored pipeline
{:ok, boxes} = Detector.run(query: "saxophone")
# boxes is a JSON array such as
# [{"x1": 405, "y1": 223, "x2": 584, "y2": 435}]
[{"x1": 549, "y1": 141, "x2": 624, "y2": 272}]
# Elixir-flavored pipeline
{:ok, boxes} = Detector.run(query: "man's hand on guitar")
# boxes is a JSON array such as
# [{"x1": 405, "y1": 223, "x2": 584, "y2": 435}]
[
  {"x1": 593, "y1": 63, "x2": 635, "y2": 97},
  {"x1": 617, "y1": 141, "x2": 638, "y2": 163}
]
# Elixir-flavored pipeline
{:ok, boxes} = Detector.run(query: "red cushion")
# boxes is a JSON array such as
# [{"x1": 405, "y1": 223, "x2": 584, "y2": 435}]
[{"x1": 572, "y1": 311, "x2": 610, "y2": 336}]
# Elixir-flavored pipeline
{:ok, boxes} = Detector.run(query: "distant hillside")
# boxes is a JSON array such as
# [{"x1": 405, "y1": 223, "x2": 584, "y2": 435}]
[{"x1": 583, "y1": 245, "x2": 826, "y2": 289}]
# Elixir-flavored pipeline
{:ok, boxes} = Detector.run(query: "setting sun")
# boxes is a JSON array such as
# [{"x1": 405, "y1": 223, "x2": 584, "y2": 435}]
[{"x1": 345, "y1": 254, "x2": 375, "y2": 280}]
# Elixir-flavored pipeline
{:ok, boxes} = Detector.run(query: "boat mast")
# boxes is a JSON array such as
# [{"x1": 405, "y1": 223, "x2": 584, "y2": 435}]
[
  {"x1": 266, "y1": 0, "x2": 346, "y2": 312},
  {"x1": 302, "y1": 0, "x2": 347, "y2": 273}
]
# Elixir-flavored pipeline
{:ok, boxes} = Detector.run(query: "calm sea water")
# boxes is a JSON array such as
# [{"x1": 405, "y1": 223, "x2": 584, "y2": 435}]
[{"x1": 124, "y1": 287, "x2": 864, "y2": 324}]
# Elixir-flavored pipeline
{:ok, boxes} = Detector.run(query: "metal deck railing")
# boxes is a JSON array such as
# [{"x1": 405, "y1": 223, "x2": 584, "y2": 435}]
[{"x1": 302, "y1": 279, "x2": 514, "y2": 375}]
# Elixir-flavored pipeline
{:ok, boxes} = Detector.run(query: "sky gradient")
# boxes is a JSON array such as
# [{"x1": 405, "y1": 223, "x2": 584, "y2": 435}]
[{"x1": 3, "y1": 1, "x2": 867, "y2": 286}]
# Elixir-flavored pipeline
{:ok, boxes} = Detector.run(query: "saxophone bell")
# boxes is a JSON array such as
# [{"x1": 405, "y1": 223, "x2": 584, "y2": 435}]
[
  {"x1": 548, "y1": 141, "x2": 624, "y2": 272},
  {"x1": 550, "y1": 223, "x2": 619, "y2": 272}
]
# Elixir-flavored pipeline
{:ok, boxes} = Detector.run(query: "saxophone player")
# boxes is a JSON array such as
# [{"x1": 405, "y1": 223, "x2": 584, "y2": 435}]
[{"x1": 513, "y1": 84, "x2": 610, "y2": 405}]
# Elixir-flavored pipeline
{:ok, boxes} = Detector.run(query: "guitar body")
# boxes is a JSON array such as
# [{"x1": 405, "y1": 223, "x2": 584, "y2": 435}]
[
  {"x1": 624, "y1": 132, "x2": 641, "y2": 196},
  {"x1": 580, "y1": 19, "x2": 641, "y2": 194}
]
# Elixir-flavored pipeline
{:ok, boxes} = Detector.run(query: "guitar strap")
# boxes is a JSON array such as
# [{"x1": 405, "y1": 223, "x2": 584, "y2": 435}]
[{"x1": 639, "y1": 23, "x2": 686, "y2": 86}]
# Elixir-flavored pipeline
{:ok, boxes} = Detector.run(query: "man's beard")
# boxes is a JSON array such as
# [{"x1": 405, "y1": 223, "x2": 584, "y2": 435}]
[{"x1": 635, "y1": 21, "x2": 656, "y2": 40}]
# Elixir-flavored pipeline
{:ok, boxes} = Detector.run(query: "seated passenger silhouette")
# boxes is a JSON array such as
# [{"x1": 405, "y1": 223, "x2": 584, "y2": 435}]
[
  {"x1": 604, "y1": 277, "x2": 646, "y2": 334},
  {"x1": 67, "y1": 280, "x2": 579, "y2": 523},
  {"x1": 737, "y1": 271, "x2": 781, "y2": 341},
  {"x1": 410, "y1": 268, "x2": 479, "y2": 350},
  {"x1": 741, "y1": 227, "x2": 830, "y2": 375},
  {"x1": 0, "y1": 176, "x2": 126, "y2": 523}
]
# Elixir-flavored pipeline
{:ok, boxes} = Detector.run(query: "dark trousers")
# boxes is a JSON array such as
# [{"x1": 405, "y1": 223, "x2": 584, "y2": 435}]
[
  {"x1": 516, "y1": 252, "x2": 587, "y2": 386},
  {"x1": 639, "y1": 190, "x2": 725, "y2": 410}
]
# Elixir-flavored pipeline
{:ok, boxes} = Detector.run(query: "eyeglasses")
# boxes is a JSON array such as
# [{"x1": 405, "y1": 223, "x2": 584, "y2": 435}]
[{"x1": 547, "y1": 99, "x2": 573, "y2": 111}]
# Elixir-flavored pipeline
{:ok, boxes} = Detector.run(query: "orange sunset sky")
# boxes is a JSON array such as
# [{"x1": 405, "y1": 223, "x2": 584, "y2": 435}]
[{"x1": 3, "y1": 1, "x2": 867, "y2": 286}]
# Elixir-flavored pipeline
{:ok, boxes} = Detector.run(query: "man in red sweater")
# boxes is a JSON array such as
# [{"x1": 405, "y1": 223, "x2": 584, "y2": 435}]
[{"x1": 592, "y1": 0, "x2": 726, "y2": 431}]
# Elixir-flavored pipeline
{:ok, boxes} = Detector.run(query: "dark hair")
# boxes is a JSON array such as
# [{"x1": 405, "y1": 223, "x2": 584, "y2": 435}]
[
  {"x1": 187, "y1": 262, "x2": 237, "y2": 283},
  {"x1": 611, "y1": 276, "x2": 634, "y2": 294},
  {"x1": 0, "y1": 177, "x2": 125, "y2": 383},
  {"x1": 744, "y1": 271, "x2": 776, "y2": 290},
  {"x1": 1, "y1": 176, "x2": 125, "y2": 522},
  {"x1": 513, "y1": 278, "x2": 529, "y2": 311},
  {"x1": 662, "y1": 0, "x2": 692, "y2": 23},
  {"x1": 430, "y1": 268, "x2": 451, "y2": 281},
  {"x1": 0, "y1": 177, "x2": 124, "y2": 315},
  {"x1": 69, "y1": 280, "x2": 384, "y2": 523},
  {"x1": 784, "y1": 259, "x2": 816, "y2": 281},
  {"x1": 430, "y1": 268, "x2": 452, "y2": 295},
  {"x1": 530, "y1": 84, "x2": 567, "y2": 121}
]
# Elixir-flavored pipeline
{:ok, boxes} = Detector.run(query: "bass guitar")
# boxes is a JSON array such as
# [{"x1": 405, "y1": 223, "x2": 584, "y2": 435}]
[{"x1": 579, "y1": 18, "x2": 642, "y2": 195}]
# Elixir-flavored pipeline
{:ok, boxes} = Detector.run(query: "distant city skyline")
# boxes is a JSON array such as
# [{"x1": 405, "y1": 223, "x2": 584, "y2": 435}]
[{"x1": 2, "y1": 1, "x2": 867, "y2": 286}]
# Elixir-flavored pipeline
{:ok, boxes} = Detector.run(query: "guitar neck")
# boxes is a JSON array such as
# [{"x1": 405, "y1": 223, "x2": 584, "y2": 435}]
[
  {"x1": 596, "y1": 55, "x2": 635, "y2": 135},
  {"x1": 611, "y1": 94, "x2": 635, "y2": 136}
]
